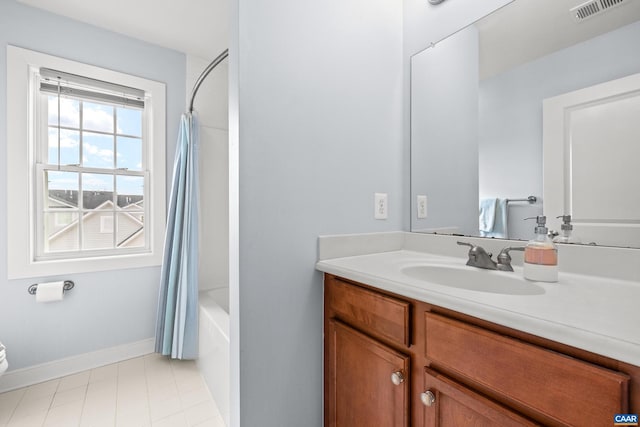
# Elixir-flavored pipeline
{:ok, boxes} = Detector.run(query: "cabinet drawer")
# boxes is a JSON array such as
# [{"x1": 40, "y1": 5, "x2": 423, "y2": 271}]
[
  {"x1": 327, "y1": 277, "x2": 411, "y2": 347},
  {"x1": 425, "y1": 312, "x2": 629, "y2": 426}
]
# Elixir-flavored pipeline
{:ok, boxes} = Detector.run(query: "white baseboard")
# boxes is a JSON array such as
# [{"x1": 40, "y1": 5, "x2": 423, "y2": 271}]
[{"x1": 0, "y1": 338, "x2": 155, "y2": 393}]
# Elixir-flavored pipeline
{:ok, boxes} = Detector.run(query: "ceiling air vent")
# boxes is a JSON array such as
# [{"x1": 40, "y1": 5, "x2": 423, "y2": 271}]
[{"x1": 570, "y1": 0, "x2": 630, "y2": 22}]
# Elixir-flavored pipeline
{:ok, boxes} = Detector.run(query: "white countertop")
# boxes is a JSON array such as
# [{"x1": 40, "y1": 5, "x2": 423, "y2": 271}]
[{"x1": 316, "y1": 240, "x2": 640, "y2": 366}]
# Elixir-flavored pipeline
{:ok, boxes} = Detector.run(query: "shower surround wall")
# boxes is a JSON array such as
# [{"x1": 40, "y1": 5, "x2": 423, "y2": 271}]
[
  {"x1": 187, "y1": 53, "x2": 230, "y2": 426},
  {"x1": 186, "y1": 55, "x2": 229, "y2": 293},
  {"x1": 0, "y1": 1, "x2": 185, "y2": 378}
]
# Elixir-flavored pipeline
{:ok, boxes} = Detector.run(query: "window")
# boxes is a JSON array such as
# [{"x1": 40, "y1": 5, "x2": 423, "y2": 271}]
[
  {"x1": 7, "y1": 46, "x2": 166, "y2": 279},
  {"x1": 38, "y1": 69, "x2": 147, "y2": 257}
]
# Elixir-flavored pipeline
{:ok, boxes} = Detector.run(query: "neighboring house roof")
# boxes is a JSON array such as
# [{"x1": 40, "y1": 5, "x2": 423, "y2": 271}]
[
  {"x1": 47, "y1": 196, "x2": 144, "y2": 247},
  {"x1": 48, "y1": 190, "x2": 143, "y2": 210},
  {"x1": 48, "y1": 193, "x2": 77, "y2": 209},
  {"x1": 117, "y1": 227, "x2": 145, "y2": 247}
]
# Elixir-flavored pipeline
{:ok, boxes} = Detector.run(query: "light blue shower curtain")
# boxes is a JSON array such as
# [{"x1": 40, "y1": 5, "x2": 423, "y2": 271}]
[{"x1": 155, "y1": 113, "x2": 199, "y2": 359}]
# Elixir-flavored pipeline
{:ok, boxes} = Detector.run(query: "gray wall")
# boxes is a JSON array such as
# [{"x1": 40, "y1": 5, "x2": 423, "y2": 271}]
[
  {"x1": 234, "y1": 0, "x2": 403, "y2": 425},
  {"x1": 403, "y1": 0, "x2": 513, "y2": 231},
  {"x1": 231, "y1": 0, "x2": 517, "y2": 426},
  {"x1": 411, "y1": 25, "x2": 479, "y2": 235},
  {"x1": 0, "y1": 1, "x2": 185, "y2": 370},
  {"x1": 479, "y1": 20, "x2": 640, "y2": 240}
]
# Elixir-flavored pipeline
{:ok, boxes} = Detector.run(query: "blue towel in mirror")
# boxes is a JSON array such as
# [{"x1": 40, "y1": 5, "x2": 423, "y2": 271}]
[{"x1": 479, "y1": 198, "x2": 508, "y2": 238}]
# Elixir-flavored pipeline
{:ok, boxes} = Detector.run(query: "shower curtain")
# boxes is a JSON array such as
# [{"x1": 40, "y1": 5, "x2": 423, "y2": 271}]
[{"x1": 155, "y1": 113, "x2": 200, "y2": 359}]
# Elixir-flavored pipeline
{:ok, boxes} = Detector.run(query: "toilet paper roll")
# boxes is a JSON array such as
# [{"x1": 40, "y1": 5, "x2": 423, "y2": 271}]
[{"x1": 35, "y1": 281, "x2": 65, "y2": 303}]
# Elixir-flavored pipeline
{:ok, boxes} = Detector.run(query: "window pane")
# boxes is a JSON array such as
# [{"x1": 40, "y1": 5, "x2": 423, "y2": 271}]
[
  {"x1": 48, "y1": 96, "x2": 80, "y2": 128},
  {"x1": 82, "y1": 211, "x2": 114, "y2": 250},
  {"x1": 48, "y1": 128, "x2": 80, "y2": 165},
  {"x1": 44, "y1": 212, "x2": 79, "y2": 252},
  {"x1": 46, "y1": 171, "x2": 79, "y2": 208},
  {"x1": 117, "y1": 213, "x2": 144, "y2": 248},
  {"x1": 82, "y1": 173, "x2": 114, "y2": 210},
  {"x1": 116, "y1": 175, "x2": 144, "y2": 208},
  {"x1": 116, "y1": 137, "x2": 142, "y2": 171},
  {"x1": 83, "y1": 132, "x2": 114, "y2": 168},
  {"x1": 82, "y1": 102, "x2": 114, "y2": 133},
  {"x1": 116, "y1": 107, "x2": 142, "y2": 137}
]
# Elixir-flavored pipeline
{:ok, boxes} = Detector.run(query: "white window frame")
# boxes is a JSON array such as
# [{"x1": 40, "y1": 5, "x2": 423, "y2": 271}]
[{"x1": 7, "y1": 46, "x2": 166, "y2": 279}]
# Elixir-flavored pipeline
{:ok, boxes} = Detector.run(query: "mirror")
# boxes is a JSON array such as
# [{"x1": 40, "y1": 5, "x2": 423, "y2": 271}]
[{"x1": 410, "y1": 0, "x2": 640, "y2": 248}]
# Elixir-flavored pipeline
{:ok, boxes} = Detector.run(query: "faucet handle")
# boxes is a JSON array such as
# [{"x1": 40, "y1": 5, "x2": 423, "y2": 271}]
[
  {"x1": 458, "y1": 241, "x2": 497, "y2": 269},
  {"x1": 497, "y1": 246, "x2": 525, "y2": 271},
  {"x1": 458, "y1": 241, "x2": 491, "y2": 258}
]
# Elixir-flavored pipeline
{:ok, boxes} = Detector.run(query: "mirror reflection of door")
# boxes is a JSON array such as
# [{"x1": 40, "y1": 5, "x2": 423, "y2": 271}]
[
  {"x1": 410, "y1": 0, "x2": 640, "y2": 247},
  {"x1": 543, "y1": 73, "x2": 640, "y2": 247}
]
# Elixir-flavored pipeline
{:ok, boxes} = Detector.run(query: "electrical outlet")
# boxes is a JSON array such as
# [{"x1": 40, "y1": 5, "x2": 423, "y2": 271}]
[
  {"x1": 374, "y1": 193, "x2": 388, "y2": 220},
  {"x1": 417, "y1": 195, "x2": 427, "y2": 219}
]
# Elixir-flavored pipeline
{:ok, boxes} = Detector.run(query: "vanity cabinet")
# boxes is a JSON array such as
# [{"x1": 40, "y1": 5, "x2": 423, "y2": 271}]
[
  {"x1": 324, "y1": 276, "x2": 411, "y2": 426},
  {"x1": 324, "y1": 274, "x2": 639, "y2": 427}
]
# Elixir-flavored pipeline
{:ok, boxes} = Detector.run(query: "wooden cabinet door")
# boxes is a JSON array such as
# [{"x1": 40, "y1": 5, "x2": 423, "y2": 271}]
[
  {"x1": 326, "y1": 319, "x2": 410, "y2": 427},
  {"x1": 422, "y1": 368, "x2": 539, "y2": 427}
]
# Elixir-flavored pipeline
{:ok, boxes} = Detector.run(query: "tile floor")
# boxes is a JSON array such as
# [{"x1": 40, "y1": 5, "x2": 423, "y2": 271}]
[{"x1": 0, "y1": 353, "x2": 225, "y2": 427}]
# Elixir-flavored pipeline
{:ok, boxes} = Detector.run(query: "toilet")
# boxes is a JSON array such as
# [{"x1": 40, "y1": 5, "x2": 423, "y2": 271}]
[{"x1": 0, "y1": 342, "x2": 7, "y2": 376}]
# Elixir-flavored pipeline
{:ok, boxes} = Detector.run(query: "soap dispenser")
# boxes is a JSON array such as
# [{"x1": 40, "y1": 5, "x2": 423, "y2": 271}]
[
  {"x1": 523, "y1": 216, "x2": 558, "y2": 282},
  {"x1": 552, "y1": 215, "x2": 581, "y2": 244}
]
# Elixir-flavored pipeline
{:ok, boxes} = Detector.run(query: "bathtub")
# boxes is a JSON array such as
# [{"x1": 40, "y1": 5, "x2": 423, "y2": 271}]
[{"x1": 198, "y1": 288, "x2": 229, "y2": 426}]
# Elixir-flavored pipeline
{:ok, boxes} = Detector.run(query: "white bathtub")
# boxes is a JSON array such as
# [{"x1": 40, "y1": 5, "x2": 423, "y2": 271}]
[{"x1": 198, "y1": 288, "x2": 229, "y2": 426}]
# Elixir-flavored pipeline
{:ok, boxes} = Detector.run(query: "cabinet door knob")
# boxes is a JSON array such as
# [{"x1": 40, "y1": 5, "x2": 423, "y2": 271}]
[
  {"x1": 390, "y1": 371, "x2": 405, "y2": 386},
  {"x1": 421, "y1": 390, "x2": 436, "y2": 407}
]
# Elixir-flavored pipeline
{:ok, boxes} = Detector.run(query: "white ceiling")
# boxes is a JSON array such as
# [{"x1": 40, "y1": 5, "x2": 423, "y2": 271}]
[
  {"x1": 22, "y1": 0, "x2": 638, "y2": 78},
  {"x1": 18, "y1": 0, "x2": 229, "y2": 60},
  {"x1": 477, "y1": 0, "x2": 640, "y2": 79}
]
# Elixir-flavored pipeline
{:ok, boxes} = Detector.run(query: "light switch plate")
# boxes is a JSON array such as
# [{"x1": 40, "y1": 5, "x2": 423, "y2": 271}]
[
  {"x1": 417, "y1": 195, "x2": 427, "y2": 219},
  {"x1": 374, "y1": 193, "x2": 388, "y2": 220}
]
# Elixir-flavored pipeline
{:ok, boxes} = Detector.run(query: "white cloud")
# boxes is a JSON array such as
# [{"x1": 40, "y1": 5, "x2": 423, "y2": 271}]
[
  {"x1": 49, "y1": 97, "x2": 123, "y2": 134},
  {"x1": 83, "y1": 143, "x2": 114, "y2": 165},
  {"x1": 83, "y1": 104, "x2": 113, "y2": 132},
  {"x1": 48, "y1": 129, "x2": 79, "y2": 149},
  {"x1": 48, "y1": 97, "x2": 79, "y2": 128}
]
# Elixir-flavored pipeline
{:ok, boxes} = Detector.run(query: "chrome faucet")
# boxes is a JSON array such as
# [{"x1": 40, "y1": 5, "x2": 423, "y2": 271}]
[
  {"x1": 457, "y1": 241, "x2": 497, "y2": 270},
  {"x1": 457, "y1": 241, "x2": 525, "y2": 272}
]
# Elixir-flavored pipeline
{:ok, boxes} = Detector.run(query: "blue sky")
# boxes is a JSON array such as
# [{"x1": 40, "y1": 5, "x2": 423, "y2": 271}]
[{"x1": 47, "y1": 97, "x2": 144, "y2": 196}]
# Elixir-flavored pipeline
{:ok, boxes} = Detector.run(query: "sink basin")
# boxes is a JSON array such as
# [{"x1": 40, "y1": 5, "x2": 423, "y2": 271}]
[{"x1": 401, "y1": 264, "x2": 545, "y2": 295}]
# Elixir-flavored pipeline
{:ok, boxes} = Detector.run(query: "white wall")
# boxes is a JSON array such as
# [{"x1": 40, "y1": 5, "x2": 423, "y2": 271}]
[
  {"x1": 0, "y1": 1, "x2": 185, "y2": 371},
  {"x1": 479, "y1": 20, "x2": 640, "y2": 240},
  {"x1": 232, "y1": 0, "x2": 403, "y2": 425},
  {"x1": 187, "y1": 55, "x2": 229, "y2": 291}
]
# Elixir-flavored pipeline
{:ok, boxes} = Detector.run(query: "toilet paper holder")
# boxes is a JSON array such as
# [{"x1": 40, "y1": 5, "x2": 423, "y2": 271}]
[{"x1": 28, "y1": 280, "x2": 75, "y2": 295}]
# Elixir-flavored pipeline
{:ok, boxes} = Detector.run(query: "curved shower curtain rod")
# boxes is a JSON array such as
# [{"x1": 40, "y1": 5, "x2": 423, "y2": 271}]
[{"x1": 188, "y1": 48, "x2": 229, "y2": 113}]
